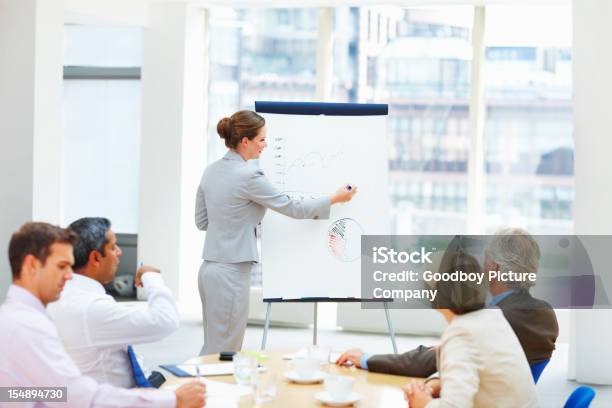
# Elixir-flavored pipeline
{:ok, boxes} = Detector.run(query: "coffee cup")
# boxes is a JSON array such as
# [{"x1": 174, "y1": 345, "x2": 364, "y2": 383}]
[
  {"x1": 324, "y1": 375, "x2": 355, "y2": 401},
  {"x1": 308, "y1": 345, "x2": 331, "y2": 364},
  {"x1": 291, "y1": 358, "x2": 319, "y2": 379}
]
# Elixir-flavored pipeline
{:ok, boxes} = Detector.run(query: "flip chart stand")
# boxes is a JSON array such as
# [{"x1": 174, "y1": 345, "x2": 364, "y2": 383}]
[{"x1": 260, "y1": 298, "x2": 398, "y2": 354}]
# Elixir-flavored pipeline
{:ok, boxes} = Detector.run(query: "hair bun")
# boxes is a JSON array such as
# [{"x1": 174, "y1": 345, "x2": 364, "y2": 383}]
[{"x1": 217, "y1": 117, "x2": 233, "y2": 140}]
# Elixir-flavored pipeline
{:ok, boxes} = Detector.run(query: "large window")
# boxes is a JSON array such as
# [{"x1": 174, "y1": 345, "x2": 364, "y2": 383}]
[
  {"x1": 328, "y1": 5, "x2": 573, "y2": 235},
  {"x1": 62, "y1": 7, "x2": 574, "y2": 241},
  {"x1": 208, "y1": 8, "x2": 320, "y2": 286},
  {"x1": 379, "y1": 8, "x2": 473, "y2": 235},
  {"x1": 207, "y1": 8, "x2": 319, "y2": 162},
  {"x1": 205, "y1": 5, "x2": 574, "y2": 287},
  {"x1": 483, "y1": 5, "x2": 573, "y2": 234},
  {"x1": 331, "y1": 7, "x2": 474, "y2": 234},
  {"x1": 63, "y1": 25, "x2": 142, "y2": 233}
]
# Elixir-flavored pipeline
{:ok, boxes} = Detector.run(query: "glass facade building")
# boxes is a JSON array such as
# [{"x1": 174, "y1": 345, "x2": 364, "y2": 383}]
[{"x1": 207, "y1": 6, "x2": 573, "y2": 240}]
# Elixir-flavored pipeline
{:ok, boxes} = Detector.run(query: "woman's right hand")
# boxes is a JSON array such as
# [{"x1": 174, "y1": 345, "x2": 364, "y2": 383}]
[
  {"x1": 403, "y1": 380, "x2": 433, "y2": 408},
  {"x1": 331, "y1": 184, "x2": 357, "y2": 205}
]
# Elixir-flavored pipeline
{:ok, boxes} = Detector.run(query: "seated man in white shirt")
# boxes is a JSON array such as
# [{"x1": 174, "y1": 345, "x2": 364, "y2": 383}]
[
  {"x1": 0, "y1": 221, "x2": 205, "y2": 407},
  {"x1": 48, "y1": 217, "x2": 180, "y2": 388}
]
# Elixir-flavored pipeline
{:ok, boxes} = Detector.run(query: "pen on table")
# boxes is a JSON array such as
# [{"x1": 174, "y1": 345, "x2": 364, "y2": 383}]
[
  {"x1": 195, "y1": 363, "x2": 203, "y2": 382},
  {"x1": 137, "y1": 262, "x2": 144, "y2": 290}
]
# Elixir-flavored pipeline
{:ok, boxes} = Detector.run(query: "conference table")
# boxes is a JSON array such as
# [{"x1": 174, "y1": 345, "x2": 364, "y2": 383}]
[{"x1": 162, "y1": 350, "x2": 418, "y2": 407}]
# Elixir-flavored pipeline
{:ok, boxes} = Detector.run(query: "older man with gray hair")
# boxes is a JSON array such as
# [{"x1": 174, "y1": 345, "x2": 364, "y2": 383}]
[
  {"x1": 336, "y1": 228, "x2": 559, "y2": 379},
  {"x1": 483, "y1": 227, "x2": 558, "y2": 366}
]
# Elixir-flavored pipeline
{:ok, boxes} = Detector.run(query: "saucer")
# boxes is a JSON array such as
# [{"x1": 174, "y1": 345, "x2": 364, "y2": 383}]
[
  {"x1": 284, "y1": 370, "x2": 327, "y2": 384},
  {"x1": 314, "y1": 391, "x2": 362, "y2": 407}
]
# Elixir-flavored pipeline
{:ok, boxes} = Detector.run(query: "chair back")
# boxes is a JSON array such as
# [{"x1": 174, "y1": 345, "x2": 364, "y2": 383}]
[{"x1": 563, "y1": 386, "x2": 596, "y2": 408}]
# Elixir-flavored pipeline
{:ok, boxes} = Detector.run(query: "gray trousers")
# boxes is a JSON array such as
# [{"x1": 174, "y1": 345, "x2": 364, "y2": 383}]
[{"x1": 198, "y1": 261, "x2": 252, "y2": 355}]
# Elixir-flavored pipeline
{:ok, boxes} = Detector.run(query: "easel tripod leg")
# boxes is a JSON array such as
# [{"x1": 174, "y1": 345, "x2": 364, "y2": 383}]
[
  {"x1": 313, "y1": 302, "x2": 318, "y2": 346},
  {"x1": 261, "y1": 302, "x2": 272, "y2": 350},
  {"x1": 384, "y1": 302, "x2": 398, "y2": 354}
]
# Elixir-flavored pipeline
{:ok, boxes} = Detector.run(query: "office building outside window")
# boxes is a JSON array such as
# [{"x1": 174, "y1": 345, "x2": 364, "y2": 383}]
[
  {"x1": 483, "y1": 6, "x2": 573, "y2": 234},
  {"x1": 208, "y1": 8, "x2": 319, "y2": 286},
  {"x1": 205, "y1": 5, "x2": 574, "y2": 285}
]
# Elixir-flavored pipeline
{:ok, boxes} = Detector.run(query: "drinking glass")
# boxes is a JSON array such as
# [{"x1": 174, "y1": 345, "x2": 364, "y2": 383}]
[
  {"x1": 233, "y1": 352, "x2": 257, "y2": 386},
  {"x1": 254, "y1": 372, "x2": 277, "y2": 405}
]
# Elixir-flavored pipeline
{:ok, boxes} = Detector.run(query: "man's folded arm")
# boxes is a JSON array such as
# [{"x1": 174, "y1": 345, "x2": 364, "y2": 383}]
[
  {"x1": 366, "y1": 345, "x2": 437, "y2": 377},
  {"x1": 87, "y1": 273, "x2": 180, "y2": 347}
]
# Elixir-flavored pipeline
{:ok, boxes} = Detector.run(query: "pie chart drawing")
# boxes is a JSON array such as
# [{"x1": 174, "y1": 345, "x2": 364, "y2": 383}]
[{"x1": 327, "y1": 218, "x2": 364, "y2": 262}]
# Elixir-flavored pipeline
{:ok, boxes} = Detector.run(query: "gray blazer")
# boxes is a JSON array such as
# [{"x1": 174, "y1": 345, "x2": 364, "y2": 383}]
[{"x1": 195, "y1": 150, "x2": 331, "y2": 263}]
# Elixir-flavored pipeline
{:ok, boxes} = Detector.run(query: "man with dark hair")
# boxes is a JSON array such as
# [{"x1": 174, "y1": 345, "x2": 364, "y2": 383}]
[
  {"x1": 48, "y1": 217, "x2": 180, "y2": 388},
  {"x1": 69, "y1": 217, "x2": 113, "y2": 270},
  {"x1": 0, "y1": 222, "x2": 206, "y2": 407},
  {"x1": 7, "y1": 222, "x2": 77, "y2": 302}
]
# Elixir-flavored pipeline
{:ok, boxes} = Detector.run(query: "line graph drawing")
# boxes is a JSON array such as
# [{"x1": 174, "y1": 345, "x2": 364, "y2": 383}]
[
  {"x1": 280, "y1": 151, "x2": 344, "y2": 176},
  {"x1": 268, "y1": 134, "x2": 345, "y2": 195}
]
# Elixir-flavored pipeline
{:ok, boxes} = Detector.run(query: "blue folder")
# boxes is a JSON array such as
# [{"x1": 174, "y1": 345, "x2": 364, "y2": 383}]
[{"x1": 159, "y1": 364, "x2": 193, "y2": 378}]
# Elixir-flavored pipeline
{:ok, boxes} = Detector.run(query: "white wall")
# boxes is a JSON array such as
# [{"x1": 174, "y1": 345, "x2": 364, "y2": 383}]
[
  {"x1": 570, "y1": 0, "x2": 612, "y2": 384},
  {"x1": 0, "y1": 0, "x2": 63, "y2": 300},
  {"x1": 64, "y1": 0, "x2": 149, "y2": 26},
  {"x1": 139, "y1": 3, "x2": 207, "y2": 308}
]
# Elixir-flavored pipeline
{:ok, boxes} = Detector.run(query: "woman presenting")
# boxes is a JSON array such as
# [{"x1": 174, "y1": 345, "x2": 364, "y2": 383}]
[{"x1": 195, "y1": 110, "x2": 357, "y2": 355}]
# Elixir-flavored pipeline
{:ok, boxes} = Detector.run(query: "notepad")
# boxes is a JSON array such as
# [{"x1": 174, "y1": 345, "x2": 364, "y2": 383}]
[
  {"x1": 282, "y1": 349, "x2": 308, "y2": 360},
  {"x1": 163, "y1": 378, "x2": 252, "y2": 407},
  {"x1": 283, "y1": 348, "x2": 343, "y2": 364},
  {"x1": 180, "y1": 363, "x2": 234, "y2": 376},
  {"x1": 160, "y1": 363, "x2": 234, "y2": 377}
]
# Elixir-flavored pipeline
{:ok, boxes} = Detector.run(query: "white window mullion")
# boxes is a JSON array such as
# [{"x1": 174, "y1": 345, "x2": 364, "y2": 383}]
[
  {"x1": 316, "y1": 7, "x2": 334, "y2": 101},
  {"x1": 467, "y1": 6, "x2": 487, "y2": 234}
]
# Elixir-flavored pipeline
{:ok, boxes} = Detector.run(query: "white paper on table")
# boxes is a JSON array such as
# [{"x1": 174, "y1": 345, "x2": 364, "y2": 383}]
[
  {"x1": 328, "y1": 351, "x2": 343, "y2": 364},
  {"x1": 177, "y1": 363, "x2": 234, "y2": 376},
  {"x1": 205, "y1": 395, "x2": 240, "y2": 408},
  {"x1": 282, "y1": 348, "x2": 308, "y2": 360},
  {"x1": 203, "y1": 379, "x2": 252, "y2": 397},
  {"x1": 283, "y1": 348, "x2": 343, "y2": 364},
  {"x1": 164, "y1": 378, "x2": 252, "y2": 397}
]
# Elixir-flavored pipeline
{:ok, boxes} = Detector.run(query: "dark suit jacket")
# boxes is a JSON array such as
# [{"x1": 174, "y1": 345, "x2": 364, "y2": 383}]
[
  {"x1": 366, "y1": 291, "x2": 559, "y2": 377},
  {"x1": 496, "y1": 290, "x2": 559, "y2": 365}
]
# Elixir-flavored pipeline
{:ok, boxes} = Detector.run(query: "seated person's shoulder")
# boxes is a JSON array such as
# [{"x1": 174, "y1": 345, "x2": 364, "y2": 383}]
[
  {"x1": 500, "y1": 292, "x2": 559, "y2": 332},
  {"x1": 0, "y1": 307, "x2": 57, "y2": 342},
  {"x1": 449, "y1": 309, "x2": 508, "y2": 341},
  {"x1": 501, "y1": 291, "x2": 556, "y2": 312},
  {"x1": 444, "y1": 315, "x2": 479, "y2": 339}
]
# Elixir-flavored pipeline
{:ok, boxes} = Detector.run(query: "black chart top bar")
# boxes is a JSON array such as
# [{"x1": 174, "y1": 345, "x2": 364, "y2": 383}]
[{"x1": 255, "y1": 101, "x2": 388, "y2": 116}]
